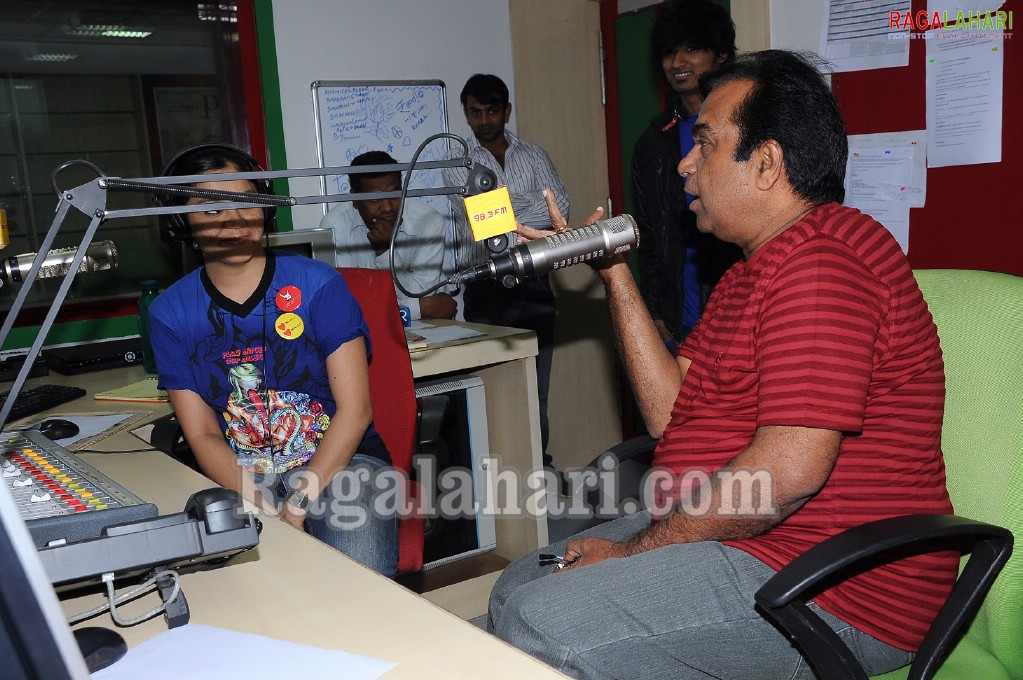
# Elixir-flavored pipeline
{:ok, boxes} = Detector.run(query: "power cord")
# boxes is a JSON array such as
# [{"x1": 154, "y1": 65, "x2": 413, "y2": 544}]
[{"x1": 387, "y1": 132, "x2": 470, "y2": 300}]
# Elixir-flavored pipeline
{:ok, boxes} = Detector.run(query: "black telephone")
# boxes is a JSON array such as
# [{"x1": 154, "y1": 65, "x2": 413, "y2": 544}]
[
  {"x1": 182, "y1": 487, "x2": 262, "y2": 567},
  {"x1": 37, "y1": 486, "x2": 261, "y2": 632},
  {"x1": 40, "y1": 487, "x2": 261, "y2": 595},
  {"x1": 184, "y1": 487, "x2": 252, "y2": 534}
]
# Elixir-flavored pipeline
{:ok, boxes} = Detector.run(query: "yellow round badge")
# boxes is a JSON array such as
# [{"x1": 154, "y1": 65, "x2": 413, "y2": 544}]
[{"x1": 275, "y1": 312, "x2": 305, "y2": 340}]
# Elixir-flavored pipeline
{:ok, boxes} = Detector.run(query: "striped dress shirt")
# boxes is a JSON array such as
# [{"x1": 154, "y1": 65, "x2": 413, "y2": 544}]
[{"x1": 446, "y1": 129, "x2": 570, "y2": 269}]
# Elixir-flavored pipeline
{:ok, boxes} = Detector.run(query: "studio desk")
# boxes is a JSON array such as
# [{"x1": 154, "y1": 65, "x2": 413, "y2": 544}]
[{"x1": 15, "y1": 321, "x2": 558, "y2": 678}]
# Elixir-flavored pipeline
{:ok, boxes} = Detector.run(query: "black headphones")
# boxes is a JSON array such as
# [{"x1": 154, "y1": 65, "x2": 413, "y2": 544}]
[{"x1": 158, "y1": 142, "x2": 276, "y2": 245}]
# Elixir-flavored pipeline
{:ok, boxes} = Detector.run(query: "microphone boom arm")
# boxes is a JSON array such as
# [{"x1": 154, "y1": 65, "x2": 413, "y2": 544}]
[{"x1": 0, "y1": 140, "x2": 485, "y2": 432}]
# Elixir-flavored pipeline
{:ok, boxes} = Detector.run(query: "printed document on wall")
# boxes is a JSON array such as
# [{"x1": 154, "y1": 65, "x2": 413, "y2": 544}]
[
  {"x1": 925, "y1": 28, "x2": 1004, "y2": 167},
  {"x1": 820, "y1": 0, "x2": 910, "y2": 72},
  {"x1": 847, "y1": 131, "x2": 928, "y2": 207},
  {"x1": 844, "y1": 146, "x2": 913, "y2": 253}
]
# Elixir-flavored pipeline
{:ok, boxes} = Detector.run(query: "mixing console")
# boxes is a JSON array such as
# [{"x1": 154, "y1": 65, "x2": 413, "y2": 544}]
[{"x1": 2, "y1": 429, "x2": 157, "y2": 547}]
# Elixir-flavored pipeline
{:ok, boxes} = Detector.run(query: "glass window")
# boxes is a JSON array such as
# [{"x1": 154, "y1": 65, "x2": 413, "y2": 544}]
[{"x1": 0, "y1": 0, "x2": 254, "y2": 313}]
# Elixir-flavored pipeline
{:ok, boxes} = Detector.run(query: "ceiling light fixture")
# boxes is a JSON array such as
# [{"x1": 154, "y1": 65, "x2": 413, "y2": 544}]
[
  {"x1": 25, "y1": 53, "x2": 79, "y2": 62},
  {"x1": 65, "y1": 24, "x2": 152, "y2": 39},
  {"x1": 101, "y1": 29, "x2": 152, "y2": 39}
]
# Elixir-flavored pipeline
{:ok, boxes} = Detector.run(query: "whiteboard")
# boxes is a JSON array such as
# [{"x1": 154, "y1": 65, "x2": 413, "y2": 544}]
[{"x1": 311, "y1": 80, "x2": 452, "y2": 219}]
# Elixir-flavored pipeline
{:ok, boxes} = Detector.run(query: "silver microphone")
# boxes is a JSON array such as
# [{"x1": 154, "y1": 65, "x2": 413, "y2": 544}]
[
  {"x1": 1, "y1": 240, "x2": 119, "y2": 284},
  {"x1": 450, "y1": 215, "x2": 639, "y2": 287}
]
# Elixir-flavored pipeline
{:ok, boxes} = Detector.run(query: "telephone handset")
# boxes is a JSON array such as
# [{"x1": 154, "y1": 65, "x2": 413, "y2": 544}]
[{"x1": 184, "y1": 487, "x2": 251, "y2": 534}]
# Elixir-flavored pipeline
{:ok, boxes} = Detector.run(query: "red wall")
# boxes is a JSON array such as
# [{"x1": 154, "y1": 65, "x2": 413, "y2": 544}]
[{"x1": 831, "y1": 0, "x2": 1021, "y2": 276}]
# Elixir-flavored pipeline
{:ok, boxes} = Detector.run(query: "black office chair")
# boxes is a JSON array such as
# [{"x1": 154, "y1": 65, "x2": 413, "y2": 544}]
[{"x1": 754, "y1": 516, "x2": 1012, "y2": 680}]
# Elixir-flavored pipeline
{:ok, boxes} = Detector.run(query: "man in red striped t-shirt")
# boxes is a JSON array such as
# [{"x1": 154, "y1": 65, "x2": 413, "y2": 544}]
[{"x1": 488, "y1": 50, "x2": 957, "y2": 680}]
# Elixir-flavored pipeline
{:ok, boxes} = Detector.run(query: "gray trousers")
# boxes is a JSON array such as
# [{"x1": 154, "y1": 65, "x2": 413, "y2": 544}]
[{"x1": 489, "y1": 512, "x2": 913, "y2": 679}]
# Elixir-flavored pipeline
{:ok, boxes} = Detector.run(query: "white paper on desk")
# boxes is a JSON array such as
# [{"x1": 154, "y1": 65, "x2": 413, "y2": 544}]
[
  {"x1": 925, "y1": 5, "x2": 1004, "y2": 168},
  {"x1": 10, "y1": 413, "x2": 140, "y2": 450},
  {"x1": 91, "y1": 623, "x2": 395, "y2": 680},
  {"x1": 415, "y1": 325, "x2": 485, "y2": 344},
  {"x1": 820, "y1": 0, "x2": 910, "y2": 73}
]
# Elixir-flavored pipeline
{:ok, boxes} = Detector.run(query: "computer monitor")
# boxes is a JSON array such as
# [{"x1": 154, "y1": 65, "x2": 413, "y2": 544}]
[
  {"x1": 265, "y1": 227, "x2": 337, "y2": 267},
  {"x1": 0, "y1": 477, "x2": 90, "y2": 679}
]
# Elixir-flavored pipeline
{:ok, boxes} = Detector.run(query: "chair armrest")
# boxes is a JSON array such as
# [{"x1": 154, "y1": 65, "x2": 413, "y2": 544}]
[
  {"x1": 151, "y1": 417, "x2": 202, "y2": 474},
  {"x1": 574, "y1": 435, "x2": 657, "y2": 513},
  {"x1": 586, "y1": 434, "x2": 657, "y2": 468},
  {"x1": 755, "y1": 514, "x2": 1013, "y2": 680}
]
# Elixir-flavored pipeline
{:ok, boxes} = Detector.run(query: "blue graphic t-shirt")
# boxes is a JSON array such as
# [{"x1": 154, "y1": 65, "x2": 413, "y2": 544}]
[
  {"x1": 150, "y1": 251, "x2": 382, "y2": 473},
  {"x1": 678, "y1": 113, "x2": 701, "y2": 330}
]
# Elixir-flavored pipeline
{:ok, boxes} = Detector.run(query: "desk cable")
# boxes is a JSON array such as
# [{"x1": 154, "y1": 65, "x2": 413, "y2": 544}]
[
  {"x1": 66, "y1": 569, "x2": 182, "y2": 627},
  {"x1": 76, "y1": 447, "x2": 159, "y2": 455}
]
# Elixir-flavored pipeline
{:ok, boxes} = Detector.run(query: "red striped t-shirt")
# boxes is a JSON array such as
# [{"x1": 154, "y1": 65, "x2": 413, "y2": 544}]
[{"x1": 659, "y1": 202, "x2": 956, "y2": 651}]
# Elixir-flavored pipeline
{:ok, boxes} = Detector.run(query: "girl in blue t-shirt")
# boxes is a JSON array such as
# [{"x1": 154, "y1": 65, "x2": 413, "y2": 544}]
[{"x1": 149, "y1": 143, "x2": 398, "y2": 577}]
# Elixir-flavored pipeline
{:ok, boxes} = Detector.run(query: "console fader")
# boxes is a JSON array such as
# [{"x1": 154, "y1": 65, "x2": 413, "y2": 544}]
[{"x1": 2, "y1": 430, "x2": 157, "y2": 547}]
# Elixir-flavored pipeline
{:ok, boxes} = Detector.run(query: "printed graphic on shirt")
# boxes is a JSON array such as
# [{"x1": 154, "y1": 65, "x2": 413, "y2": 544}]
[
  {"x1": 222, "y1": 345, "x2": 264, "y2": 366},
  {"x1": 222, "y1": 362, "x2": 330, "y2": 474}
]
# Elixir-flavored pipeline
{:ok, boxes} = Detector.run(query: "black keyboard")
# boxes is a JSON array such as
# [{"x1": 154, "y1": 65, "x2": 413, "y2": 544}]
[{"x1": 0, "y1": 383, "x2": 87, "y2": 422}]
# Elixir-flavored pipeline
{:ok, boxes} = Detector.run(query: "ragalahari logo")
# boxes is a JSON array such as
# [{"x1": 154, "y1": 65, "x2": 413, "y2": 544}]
[{"x1": 889, "y1": 10, "x2": 1012, "y2": 37}]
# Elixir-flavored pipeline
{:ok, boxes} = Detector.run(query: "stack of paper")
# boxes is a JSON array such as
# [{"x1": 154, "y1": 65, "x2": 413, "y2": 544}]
[{"x1": 94, "y1": 377, "x2": 168, "y2": 403}]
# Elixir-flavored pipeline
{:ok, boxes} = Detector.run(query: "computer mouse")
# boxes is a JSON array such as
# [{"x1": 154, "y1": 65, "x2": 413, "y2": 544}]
[
  {"x1": 74, "y1": 626, "x2": 127, "y2": 672},
  {"x1": 38, "y1": 418, "x2": 80, "y2": 441}
]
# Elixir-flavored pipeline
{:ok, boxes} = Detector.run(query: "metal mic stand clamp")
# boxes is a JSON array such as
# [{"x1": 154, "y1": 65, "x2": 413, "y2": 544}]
[{"x1": 457, "y1": 145, "x2": 511, "y2": 286}]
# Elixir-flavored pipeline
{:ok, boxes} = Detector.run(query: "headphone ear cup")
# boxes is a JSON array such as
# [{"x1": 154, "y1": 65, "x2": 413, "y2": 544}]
[
  {"x1": 164, "y1": 211, "x2": 190, "y2": 244},
  {"x1": 154, "y1": 187, "x2": 193, "y2": 246},
  {"x1": 264, "y1": 203, "x2": 277, "y2": 232},
  {"x1": 158, "y1": 145, "x2": 198, "y2": 246}
]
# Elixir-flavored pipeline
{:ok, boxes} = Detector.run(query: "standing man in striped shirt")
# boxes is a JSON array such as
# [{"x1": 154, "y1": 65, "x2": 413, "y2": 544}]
[
  {"x1": 487, "y1": 50, "x2": 956, "y2": 679},
  {"x1": 451, "y1": 73, "x2": 569, "y2": 467}
]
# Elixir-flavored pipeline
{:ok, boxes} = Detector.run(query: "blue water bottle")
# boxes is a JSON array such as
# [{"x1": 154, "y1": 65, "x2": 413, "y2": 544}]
[{"x1": 137, "y1": 279, "x2": 160, "y2": 374}]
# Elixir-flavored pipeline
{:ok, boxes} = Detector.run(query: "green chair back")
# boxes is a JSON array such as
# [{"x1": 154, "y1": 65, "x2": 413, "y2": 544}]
[{"x1": 875, "y1": 269, "x2": 1023, "y2": 680}]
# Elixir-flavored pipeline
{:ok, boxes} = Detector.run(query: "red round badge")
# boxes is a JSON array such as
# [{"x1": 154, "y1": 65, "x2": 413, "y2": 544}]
[{"x1": 276, "y1": 285, "x2": 302, "y2": 312}]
